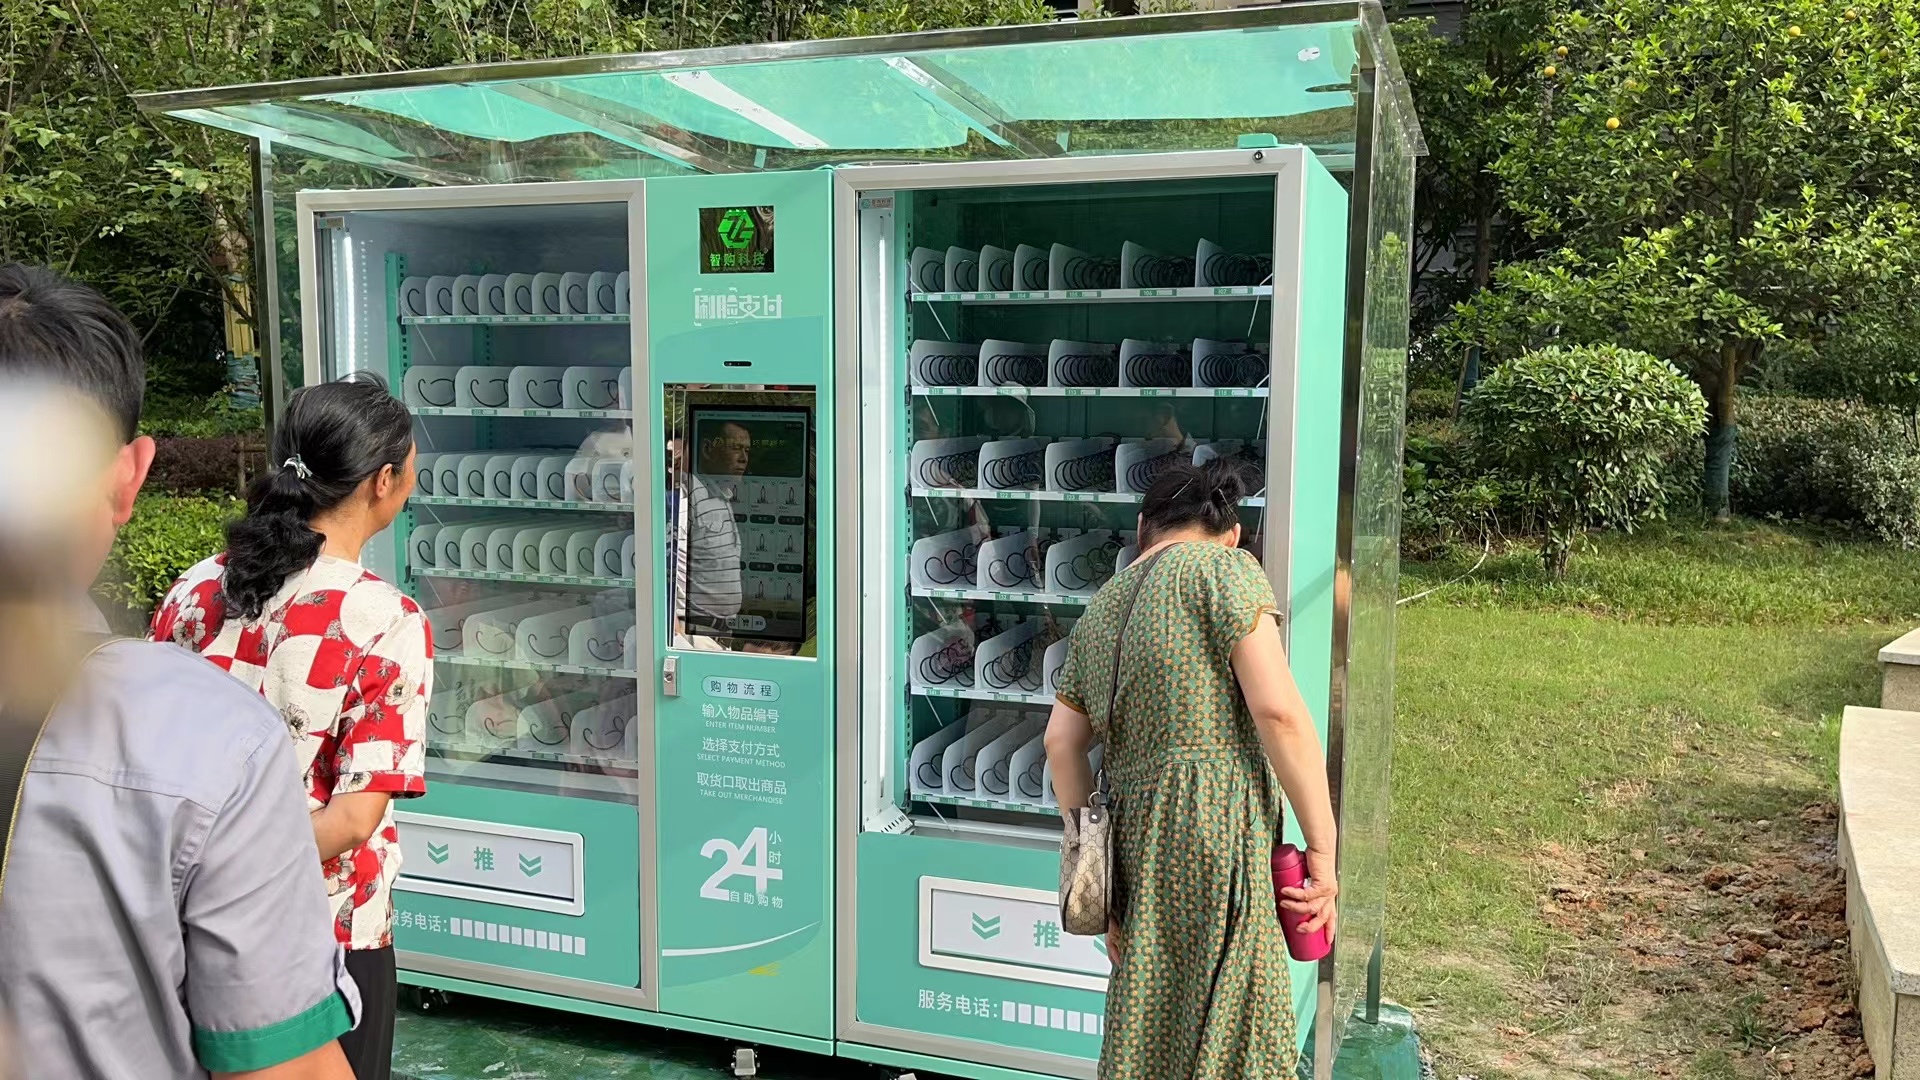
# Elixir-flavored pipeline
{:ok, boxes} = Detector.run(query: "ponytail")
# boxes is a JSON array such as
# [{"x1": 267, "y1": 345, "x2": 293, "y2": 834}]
[
  {"x1": 223, "y1": 466, "x2": 327, "y2": 621},
  {"x1": 221, "y1": 375, "x2": 413, "y2": 621}
]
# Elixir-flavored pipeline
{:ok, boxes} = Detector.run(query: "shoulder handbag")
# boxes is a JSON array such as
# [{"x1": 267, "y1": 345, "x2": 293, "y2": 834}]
[
  {"x1": 1058, "y1": 549, "x2": 1166, "y2": 937},
  {"x1": 0, "y1": 634, "x2": 116, "y2": 901}
]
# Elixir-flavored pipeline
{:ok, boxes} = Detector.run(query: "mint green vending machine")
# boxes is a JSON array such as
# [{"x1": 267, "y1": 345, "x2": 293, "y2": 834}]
[
  {"x1": 163, "y1": 6, "x2": 1420, "y2": 1077},
  {"x1": 291, "y1": 174, "x2": 840, "y2": 1062},
  {"x1": 828, "y1": 148, "x2": 1351, "y2": 1080}
]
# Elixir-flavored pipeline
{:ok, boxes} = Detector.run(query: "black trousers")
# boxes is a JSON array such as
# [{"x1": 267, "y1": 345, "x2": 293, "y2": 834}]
[{"x1": 340, "y1": 947, "x2": 396, "y2": 1080}]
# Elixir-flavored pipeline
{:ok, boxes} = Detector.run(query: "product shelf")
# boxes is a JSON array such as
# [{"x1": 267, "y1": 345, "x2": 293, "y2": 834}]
[
  {"x1": 400, "y1": 313, "x2": 629, "y2": 327},
  {"x1": 911, "y1": 586, "x2": 1089, "y2": 609},
  {"x1": 910, "y1": 286, "x2": 1271, "y2": 305},
  {"x1": 436, "y1": 651, "x2": 638, "y2": 680},
  {"x1": 914, "y1": 791, "x2": 1057, "y2": 817},
  {"x1": 413, "y1": 566, "x2": 634, "y2": 590},
  {"x1": 913, "y1": 685, "x2": 1054, "y2": 708},
  {"x1": 912, "y1": 385, "x2": 1267, "y2": 399},
  {"x1": 909, "y1": 486, "x2": 1265, "y2": 509},
  {"x1": 412, "y1": 406, "x2": 632, "y2": 420},
  {"x1": 412, "y1": 495, "x2": 635, "y2": 514},
  {"x1": 425, "y1": 739, "x2": 638, "y2": 772}
]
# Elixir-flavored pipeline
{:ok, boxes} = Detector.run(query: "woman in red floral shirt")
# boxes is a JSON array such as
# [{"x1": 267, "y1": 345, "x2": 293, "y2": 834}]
[{"x1": 152, "y1": 376, "x2": 428, "y2": 1080}]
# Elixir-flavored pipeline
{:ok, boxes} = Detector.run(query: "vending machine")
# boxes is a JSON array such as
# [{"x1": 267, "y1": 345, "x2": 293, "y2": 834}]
[
  {"x1": 169, "y1": 7, "x2": 1419, "y2": 1077},
  {"x1": 294, "y1": 145, "x2": 1346, "y2": 1079},
  {"x1": 297, "y1": 173, "x2": 843, "y2": 1059},
  {"x1": 828, "y1": 148, "x2": 1349, "y2": 1080}
]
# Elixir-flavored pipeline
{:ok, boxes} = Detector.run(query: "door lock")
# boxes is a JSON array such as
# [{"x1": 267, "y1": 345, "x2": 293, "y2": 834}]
[{"x1": 662, "y1": 655, "x2": 681, "y2": 697}]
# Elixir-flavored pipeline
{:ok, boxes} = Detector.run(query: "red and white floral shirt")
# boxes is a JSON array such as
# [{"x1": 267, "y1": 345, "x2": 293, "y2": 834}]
[{"x1": 152, "y1": 553, "x2": 433, "y2": 950}]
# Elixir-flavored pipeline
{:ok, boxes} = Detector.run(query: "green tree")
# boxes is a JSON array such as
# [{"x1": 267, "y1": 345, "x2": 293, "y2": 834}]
[
  {"x1": 1392, "y1": 0, "x2": 1550, "y2": 392},
  {"x1": 1449, "y1": 0, "x2": 1920, "y2": 518},
  {"x1": 0, "y1": 0, "x2": 1055, "y2": 399},
  {"x1": 1462, "y1": 344, "x2": 1707, "y2": 576}
]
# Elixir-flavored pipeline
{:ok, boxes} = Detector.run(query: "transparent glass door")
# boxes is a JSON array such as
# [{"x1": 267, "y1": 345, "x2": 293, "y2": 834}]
[
  {"x1": 863, "y1": 173, "x2": 1282, "y2": 836},
  {"x1": 311, "y1": 191, "x2": 646, "y2": 988}
]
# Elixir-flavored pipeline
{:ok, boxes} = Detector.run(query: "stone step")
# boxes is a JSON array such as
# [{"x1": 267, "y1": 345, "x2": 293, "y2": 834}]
[{"x1": 1840, "y1": 705, "x2": 1920, "y2": 1079}]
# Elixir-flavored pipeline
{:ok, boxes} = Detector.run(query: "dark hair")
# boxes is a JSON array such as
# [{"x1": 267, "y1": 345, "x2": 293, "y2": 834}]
[
  {"x1": 1138, "y1": 458, "x2": 1247, "y2": 546},
  {"x1": 0, "y1": 265, "x2": 144, "y2": 441},
  {"x1": 224, "y1": 375, "x2": 413, "y2": 620}
]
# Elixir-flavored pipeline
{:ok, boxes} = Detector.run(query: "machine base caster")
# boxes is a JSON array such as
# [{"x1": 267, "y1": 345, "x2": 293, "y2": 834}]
[
  {"x1": 405, "y1": 987, "x2": 451, "y2": 1014},
  {"x1": 731, "y1": 1046, "x2": 759, "y2": 1078}
]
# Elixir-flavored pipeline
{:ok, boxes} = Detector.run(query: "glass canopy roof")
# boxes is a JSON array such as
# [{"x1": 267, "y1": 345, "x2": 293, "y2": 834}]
[{"x1": 136, "y1": 1, "x2": 1421, "y2": 185}]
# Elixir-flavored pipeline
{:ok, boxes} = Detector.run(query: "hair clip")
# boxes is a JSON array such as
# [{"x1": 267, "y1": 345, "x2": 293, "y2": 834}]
[{"x1": 282, "y1": 455, "x2": 312, "y2": 481}]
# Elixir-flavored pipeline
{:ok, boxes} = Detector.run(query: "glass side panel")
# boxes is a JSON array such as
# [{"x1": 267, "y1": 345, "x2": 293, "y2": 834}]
[
  {"x1": 664, "y1": 386, "x2": 817, "y2": 656},
  {"x1": 1329, "y1": 69, "x2": 1416, "y2": 1050},
  {"x1": 859, "y1": 174, "x2": 1284, "y2": 836},
  {"x1": 315, "y1": 199, "x2": 641, "y2": 805},
  {"x1": 267, "y1": 145, "x2": 420, "y2": 400}
]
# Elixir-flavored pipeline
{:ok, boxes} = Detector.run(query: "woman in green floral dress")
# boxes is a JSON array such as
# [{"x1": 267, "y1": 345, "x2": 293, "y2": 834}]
[{"x1": 1046, "y1": 459, "x2": 1339, "y2": 1080}]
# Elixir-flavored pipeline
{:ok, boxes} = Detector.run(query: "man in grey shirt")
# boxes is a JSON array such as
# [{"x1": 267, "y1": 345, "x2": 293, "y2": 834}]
[
  {"x1": 0, "y1": 265, "x2": 358, "y2": 1079},
  {"x1": 679, "y1": 420, "x2": 747, "y2": 636}
]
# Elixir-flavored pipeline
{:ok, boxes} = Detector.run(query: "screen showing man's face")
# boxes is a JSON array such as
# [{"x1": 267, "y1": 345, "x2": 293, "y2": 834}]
[{"x1": 699, "y1": 422, "x2": 751, "y2": 476}]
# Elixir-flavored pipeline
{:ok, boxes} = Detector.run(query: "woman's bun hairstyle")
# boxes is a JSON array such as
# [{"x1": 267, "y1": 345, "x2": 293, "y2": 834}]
[
  {"x1": 1138, "y1": 457, "x2": 1248, "y2": 545},
  {"x1": 222, "y1": 374, "x2": 412, "y2": 621}
]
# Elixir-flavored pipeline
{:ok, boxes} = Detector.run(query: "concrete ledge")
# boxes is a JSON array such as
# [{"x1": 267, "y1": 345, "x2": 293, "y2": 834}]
[
  {"x1": 1840, "y1": 706, "x2": 1920, "y2": 1078},
  {"x1": 1883, "y1": 630, "x2": 1920, "y2": 711}
]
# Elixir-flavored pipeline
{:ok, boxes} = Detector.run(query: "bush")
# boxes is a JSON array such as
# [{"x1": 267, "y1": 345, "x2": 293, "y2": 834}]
[
  {"x1": 1462, "y1": 344, "x2": 1707, "y2": 576},
  {"x1": 145, "y1": 435, "x2": 267, "y2": 497},
  {"x1": 1406, "y1": 386, "x2": 1457, "y2": 424},
  {"x1": 97, "y1": 494, "x2": 239, "y2": 617},
  {"x1": 1732, "y1": 395, "x2": 1920, "y2": 547},
  {"x1": 1402, "y1": 416, "x2": 1513, "y2": 556},
  {"x1": 140, "y1": 392, "x2": 265, "y2": 439}
]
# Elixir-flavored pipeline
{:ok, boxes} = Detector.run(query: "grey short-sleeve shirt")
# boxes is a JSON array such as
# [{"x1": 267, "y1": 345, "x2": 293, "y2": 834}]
[{"x1": 0, "y1": 638, "x2": 360, "y2": 1078}]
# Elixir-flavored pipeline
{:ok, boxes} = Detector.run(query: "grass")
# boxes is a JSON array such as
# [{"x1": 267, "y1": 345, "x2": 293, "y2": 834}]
[
  {"x1": 1401, "y1": 520, "x2": 1920, "y2": 626},
  {"x1": 1388, "y1": 519, "x2": 1894, "y2": 1078}
]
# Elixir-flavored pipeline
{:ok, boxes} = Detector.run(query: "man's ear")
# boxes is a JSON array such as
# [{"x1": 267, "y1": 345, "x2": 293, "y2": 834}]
[{"x1": 111, "y1": 436, "x2": 156, "y2": 526}]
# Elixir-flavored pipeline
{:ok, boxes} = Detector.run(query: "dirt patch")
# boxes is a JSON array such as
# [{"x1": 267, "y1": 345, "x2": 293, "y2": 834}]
[{"x1": 1461, "y1": 802, "x2": 1870, "y2": 1079}]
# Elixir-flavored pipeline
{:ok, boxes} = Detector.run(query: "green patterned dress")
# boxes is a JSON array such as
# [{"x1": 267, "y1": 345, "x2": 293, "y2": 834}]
[{"x1": 1054, "y1": 541, "x2": 1297, "y2": 1080}]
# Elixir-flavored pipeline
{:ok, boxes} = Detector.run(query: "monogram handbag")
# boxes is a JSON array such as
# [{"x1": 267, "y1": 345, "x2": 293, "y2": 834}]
[{"x1": 1059, "y1": 550, "x2": 1164, "y2": 937}]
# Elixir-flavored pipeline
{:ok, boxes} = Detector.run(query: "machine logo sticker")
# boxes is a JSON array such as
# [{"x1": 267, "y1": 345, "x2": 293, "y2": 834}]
[
  {"x1": 716, "y1": 208, "x2": 756, "y2": 249},
  {"x1": 700, "y1": 205, "x2": 774, "y2": 274}
]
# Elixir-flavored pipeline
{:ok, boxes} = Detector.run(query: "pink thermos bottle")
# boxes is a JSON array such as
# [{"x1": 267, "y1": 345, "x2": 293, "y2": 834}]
[{"x1": 1272, "y1": 844, "x2": 1333, "y2": 962}]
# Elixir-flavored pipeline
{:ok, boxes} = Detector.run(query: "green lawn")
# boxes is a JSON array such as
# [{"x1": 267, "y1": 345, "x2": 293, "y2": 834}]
[{"x1": 1389, "y1": 522, "x2": 1899, "y2": 1078}]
